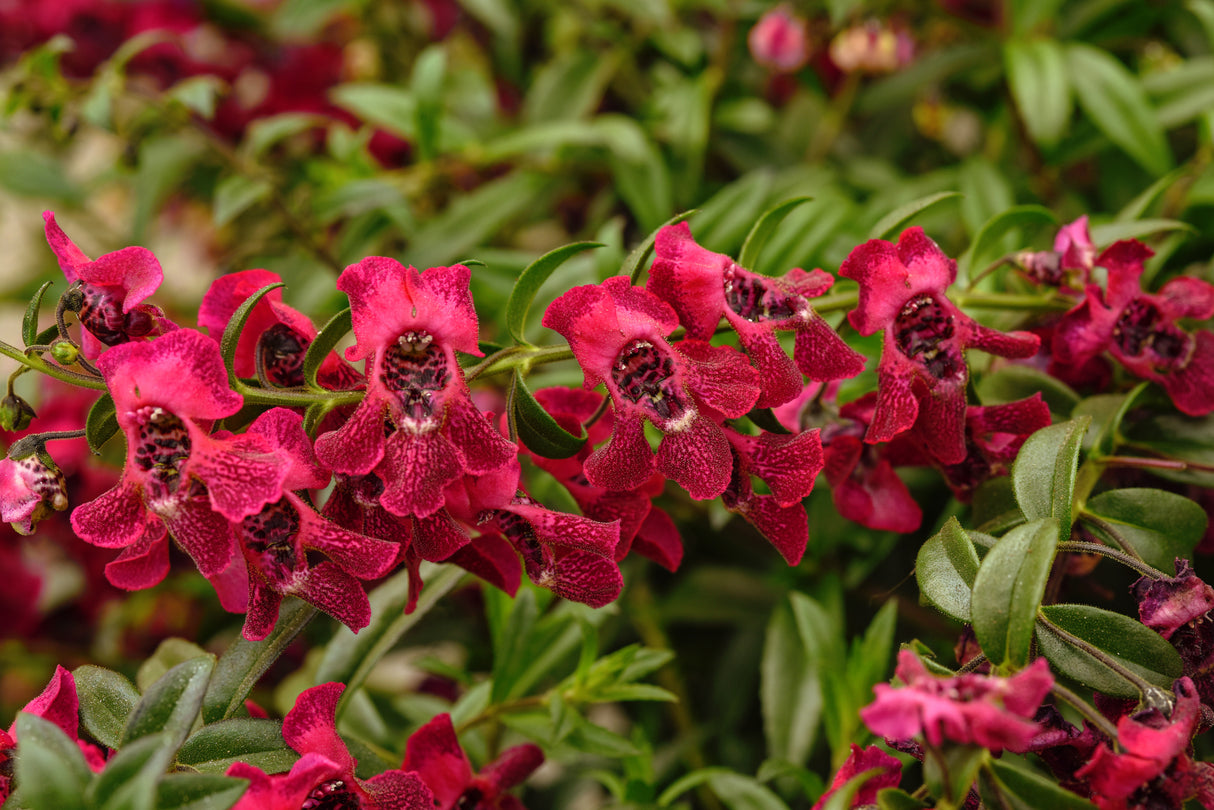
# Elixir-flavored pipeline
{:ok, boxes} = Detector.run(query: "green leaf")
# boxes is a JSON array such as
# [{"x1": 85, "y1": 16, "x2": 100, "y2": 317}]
[
  {"x1": 88, "y1": 732, "x2": 175, "y2": 810},
  {"x1": 1066, "y1": 43, "x2": 1172, "y2": 176},
  {"x1": 958, "y1": 205, "x2": 1057, "y2": 279},
  {"x1": 624, "y1": 209, "x2": 697, "y2": 284},
  {"x1": 411, "y1": 45, "x2": 446, "y2": 162},
  {"x1": 123, "y1": 656, "x2": 214, "y2": 751},
  {"x1": 971, "y1": 518, "x2": 1060, "y2": 667},
  {"x1": 1081, "y1": 489, "x2": 1207, "y2": 571},
  {"x1": 86, "y1": 392, "x2": 119, "y2": 455},
  {"x1": 522, "y1": 51, "x2": 615, "y2": 124},
  {"x1": 867, "y1": 192, "x2": 961, "y2": 241},
  {"x1": 876, "y1": 789, "x2": 932, "y2": 810},
  {"x1": 608, "y1": 124, "x2": 673, "y2": 233},
  {"x1": 760, "y1": 597, "x2": 823, "y2": 767},
  {"x1": 204, "y1": 598, "x2": 315, "y2": 723},
  {"x1": 986, "y1": 758, "x2": 1097, "y2": 810},
  {"x1": 490, "y1": 587, "x2": 540, "y2": 704},
  {"x1": 916, "y1": 517, "x2": 980, "y2": 622},
  {"x1": 0, "y1": 149, "x2": 84, "y2": 203},
  {"x1": 505, "y1": 241, "x2": 603, "y2": 343},
  {"x1": 219, "y1": 281, "x2": 283, "y2": 388},
  {"x1": 737, "y1": 197, "x2": 813, "y2": 270},
  {"x1": 1011, "y1": 416, "x2": 1090, "y2": 540},
  {"x1": 331, "y1": 83, "x2": 416, "y2": 138},
  {"x1": 302, "y1": 307, "x2": 351, "y2": 391},
  {"x1": 74, "y1": 665, "x2": 140, "y2": 749},
  {"x1": 1004, "y1": 40, "x2": 1071, "y2": 149},
  {"x1": 213, "y1": 176, "x2": 272, "y2": 227},
  {"x1": 138, "y1": 638, "x2": 211, "y2": 691},
  {"x1": 168, "y1": 76, "x2": 222, "y2": 120},
  {"x1": 245, "y1": 113, "x2": 328, "y2": 157},
  {"x1": 155, "y1": 773, "x2": 249, "y2": 810},
  {"x1": 975, "y1": 365, "x2": 1079, "y2": 415},
  {"x1": 509, "y1": 371, "x2": 586, "y2": 459},
  {"x1": 177, "y1": 719, "x2": 296, "y2": 775},
  {"x1": 22, "y1": 281, "x2": 54, "y2": 348},
  {"x1": 12, "y1": 713, "x2": 92, "y2": 810},
  {"x1": 1037, "y1": 604, "x2": 1183, "y2": 697},
  {"x1": 1087, "y1": 218, "x2": 1195, "y2": 245},
  {"x1": 659, "y1": 768, "x2": 790, "y2": 810}
]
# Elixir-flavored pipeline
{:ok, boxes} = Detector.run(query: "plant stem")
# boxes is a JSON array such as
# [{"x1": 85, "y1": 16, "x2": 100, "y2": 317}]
[
  {"x1": 1056, "y1": 540, "x2": 1167, "y2": 579},
  {"x1": 1036, "y1": 615, "x2": 1159, "y2": 699},
  {"x1": 1049, "y1": 680, "x2": 1120, "y2": 743},
  {"x1": 0, "y1": 339, "x2": 107, "y2": 390}
]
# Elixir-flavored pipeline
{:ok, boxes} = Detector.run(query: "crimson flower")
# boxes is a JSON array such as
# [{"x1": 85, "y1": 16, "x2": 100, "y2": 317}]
[
  {"x1": 228, "y1": 682, "x2": 434, "y2": 809},
  {"x1": 313, "y1": 258, "x2": 515, "y2": 519},
  {"x1": 839, "y1": 227, "x2": 1040, "y2": 464},
  {"x1": 70, "y1": 329, "x2": 290, "y2": 589},
  {"x1": 1075, "y1": 678, "x2": 1214, "y2": 810},
  {"x1": 543, "y1": 276, "x2": 760, "y2": 500},
  {"x1": 748, "y1": 5, "x2": 811, "y2": 72},
  {"x1": 650, "y1": 222, "x2": 865, "y2": 408},
  {"x1": 1053, "y1": 240, "x2": 1214, "y2": 416},
  {"x1": 42, "y1": 211, "x2": 175, "y2": 359},
  {"x1": 0, "y1": 449, "x2": 68, "y2": 535},
  {"x1": 932, "y1": 394, "x2": 1052, "y2": 502},
  {"x1": 810, "y1": 744, "x2": 902, "y2": 810},
  {"x1": 1133, "y1": 560, "x2": 1214, "y2": 707},
  {"x1": 402, "y1": 713, "x2": 543, "y2": 810},
  {"x1": 860, "y1": 651, "x2": 1053, "y2": 753}
]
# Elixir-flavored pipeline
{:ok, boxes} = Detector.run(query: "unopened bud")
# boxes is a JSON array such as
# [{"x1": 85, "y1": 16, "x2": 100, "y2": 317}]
[
  {"x1": 61, "y1": 286, "x2": 84, "y2": 313},
  {"x1": 51, "y1": 341, "x2": 80, "y2": 365},
  {"x1": 0, "y1": 395, "x2": 37, "y2": 432}
]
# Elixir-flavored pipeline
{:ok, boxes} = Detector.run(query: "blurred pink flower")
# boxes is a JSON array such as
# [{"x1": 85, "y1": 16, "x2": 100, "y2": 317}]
[{"x1": 748, "y1": 5, "x2": 810, "y2": 73}]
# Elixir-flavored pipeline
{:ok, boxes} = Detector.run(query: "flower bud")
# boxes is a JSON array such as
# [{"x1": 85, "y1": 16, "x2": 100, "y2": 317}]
[
  {"x1": 51, "y1": 341, "x2": 80, "y2": 365},
  {"x1": 0, "y1": 394, "x2": 37, "y2": 432},
  {"x1": 748, "y1": 5, "x2": 811, "y2": 73}
]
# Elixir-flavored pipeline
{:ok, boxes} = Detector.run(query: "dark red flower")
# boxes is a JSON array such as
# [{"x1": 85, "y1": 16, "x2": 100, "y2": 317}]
[
  {"x1": 839, "y1": 227, "x2": 1040, "y2": 464},
  {"x1": 810, "y1": 743, "x2": 902, "y2": 810},
  {"x1": 650, "y1": 222, "x2": 865, "y2": 408},
  {"x1": 402, "y1": 713, "x2": 543, "y2": 810},
  {"x1": 1053, "y1": 240, "x2": 1214, "y2": 416},
  {"x1": 543, "y1": 276, "x2": 760, "y2": 500},
  {"x1": 932, "y1": 394, "x2": 1052, "y2": 502},
  {"x1": 0, "y1": 449, "x2": 68, "y2": 535},
  {"x1": 314, "y1": 259, "x2": 515, "y2": 519},
  {"x1": 1133, "y1": 560, "x2": 1214, "y2": 707}
]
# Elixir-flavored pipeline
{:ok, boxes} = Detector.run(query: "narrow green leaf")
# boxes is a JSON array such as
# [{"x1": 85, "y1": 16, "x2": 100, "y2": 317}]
[
  {"x1": 74, "y1": 665, "x2": 140, "y2": 749},
  {"x1": 412, "y1": 45, "x2": 446, "y2": 162},
  {"x1": 86, "y1": 393, "x2": 119, "y2": 455},
  {"x1": 177, "y1": 718, "x2": 296, "y2": 775},
  {"x1": 659, "y1": 768, "x2": 790, "y2": 810},
  {"x1": 510, "y1": 371, "x2": 587, "y2": 458},
  {"x1": 876, "y1": 789, "x2": 931, "y2": 810},
  {"x1": 1066, "y1": 43, "x2": 1173, "y2": 176},
  {"x1": 331, "y1": 83, "x2": 416, "y2": 138},
  {"x1": 959, "y1": 205, "x2": 1057, "y2": 279},
  {"x1": 302, "y1": 307, "x2": 352, "y2": 391},
  {"x1": 987, "y1": 759, "x2": 1097, "y2": 810},
  {"x1": 138, "y1": 638, "x2": 211, "y2": 692},
  {"x1": 219, "y1": 282, "x2": 284, "y2": 388},
  {"x1": 624, "y1": 209, "x2": 697, "y2": 283},
  {"x1": 1037, "y1": 604, "x2": 1183, "y2": 697},
  {"x1": 213, "y1": 176, "x2": 272, "y2": 227},
  {"x1": 156, "y1": 773, "x2": 249, "y2": 810},
  {"x1": 1004, "y1": 40, "x2": 1071, "y2": 149},
  {"x1": 245, "y1": 113, "x2": 328, "y2": 158},
  {"x1": 203, "y1": 598, "x2": 315, "y2": 723},
  {"x1": 738, "y1": 197, "x2": 813, "y2": 270},
  {"x1": 975, "y1": 365, "x2": 1079, "y2": 415},
  {"x1": 505, "y1": 242, "x2": 603, "y2": 343},
  {"x1": 916, "y1": 517, "x2": 979, "y2": 622},
  {"x1": 971, "y1": 518, "x2": 1060, "y2": 667},
  {"x1": 88, "y1": 732, "x2": 175, "y2": 810},
  {"x1": 22, "y1": 281, "x2": 54, "y2": 348},
  {"x1": 491, "y1": 587, "x2": 540, "y2": 704},
  {"x1": 1088, "y1": 218, "x2": 1195, "y2": 246},
  {"x1": 1190, "y1": 0, "x2": 1214, "y2": 50},
  {"x1": 760, "y1": 597, "x2": 823, "y2": 767},
  {"x1": 1011, "y1": 416, "x2": 1090, "y2": 540},
  {"x1": 1116, "y1": 169, "x2": 1188, "y2": 222},
  {"x1": 123, "y1": 656, "x2": 214, "y2": 751},
  {"x1": 1081, "y1": 489, "x2": 1207, "y2": 570},
  {"x1": 13, "y1": 713, "x2": 92, "y2": 810},
  {"x1": 867, "y1": 192, "x2": 961, "y2": 241}
]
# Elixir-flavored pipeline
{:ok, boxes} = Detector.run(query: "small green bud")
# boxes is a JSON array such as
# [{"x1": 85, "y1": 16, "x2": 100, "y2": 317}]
[
  {"x1": 51, "y1": 341, "x2": 80, "y2": 365},
  {"x1": 0, "y1": 395, "x2": 36, "y2": 432}
]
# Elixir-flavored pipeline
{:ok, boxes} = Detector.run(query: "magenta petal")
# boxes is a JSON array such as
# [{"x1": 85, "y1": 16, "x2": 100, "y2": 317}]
[
  {"x1": 282, "y1": 683, "x2": 355, "y2": 772},
  {"x1": 378, "y1": 431, "x2": 465, "y2": 518},
  {"x1": 744, "y1": 496, "x2": 809, "y2": 565},
  {"x1": 447, "y1": 532, "x2": 523, "y2": 596},
  {"x1": 965, "y1": 324, "x2": 1040, "y2": 359},
  {"x1": 300, "y1": 507, "x2": 399, "y2": 579},
  {"x1": 191, "y1": 434, "x2": 289, "y2": 521},
  {"x1": 542, "y1": 284, "x2": 625, "y2": 389},
  {"x1": 104, "y1": 523, "x2": 170, "y2": 590},
  {"x1": 297, "y1": 562, "x2": 372, "y2": 633},
  {"x1": 20, "y1": 666, "x2": 79, "y2": 739},
  {"x1": 676, "y1": 340, "x2": 760, "y2": 419},
  {"x1": 71, "y1": 479, "x2": 149, "y2": 548},
  {"x1": 363, "y1": 769, "x2": 438, "y2": 810},
  {"x1": 631, "y1": 508, "x2": 684, "y2": 571},
  {"x1": 314, "y1": 397, "x2": 389, "y2": 475},
  {"x1": 731, "y1": 322, "x2": 805, "y2": 409},
  {"x1": 793, "y1": 314, "x2": 867, "y2": 381},
  {"x1": 917, "y1": 378, "x2": 969, "y2": 465},
  {"x1": 88, "y1": 247, "x2": 164, "y2": 311},
  {"x1": 42, "y1": 212, "x2": 90, "y2": 283},
  {"x1": 866, "y1": 361, "x2": 919, "y2": 444},
  {"x1": 411, "y1": 510, "x2": 471, "y2": 561},
  {"x1": 99, "y1": 329, "x2": 243, "y2": 422},
  {"x1": 1161, "y1": 330, "x2": 1214, "y2": 416},
  {"x1": 750, "y1": 430, "x2": 823, "y2": 506},
  {"x1": 481, "y1": 744, "x2": 544, "y2": 791},
  {"x1": 446, "y1": 399, "x2": 516, "y2": 474},
  {"x1": 545, "y1": 548, "x2": 624, "y2": 607},
  {"x1": 649, "y1": 222, "x2": 729, "y2": 339},
  {"x1": 242, "y1": 582, "x2": 282, "y2": 641},
  {"x1": 164, "y1": 497, "x2": 236, "y2": 577},
  {"x1": 208, "y1": 552, "x2": 250, "y2": 613},
  {"x1": 657, "y1": 416, "x2": 733, "y2": 500},
  {"x1": 246, "y1": 407, "x2": 328, "y2": 490},
  {"x1": 508, "y1": 503, "x2": 619, "y2": 557},
  {"x1": 402, "y1": 714, "x2": 474, "y2": 808},
  {"x1": 584, "y1": 412, "x2": 657, "y2": 492},
  {"x1": 1160, "y1": 276, "x2": 1214, "y2": 321}
]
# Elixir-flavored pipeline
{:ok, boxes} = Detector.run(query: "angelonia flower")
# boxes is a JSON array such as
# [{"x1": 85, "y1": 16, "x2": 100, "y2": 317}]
[
  {"x1": 748, "y1": 5, "x2": 811, "y2": 73},
  {"x1": 810, "y1": 744, "x2": 902, "y2": 810},
  {"x1": 42, "y1": 211, "x2": 175, "y2": 359},
  {"x1": 0, "y1": 445, "x2": 68, "y2": 535},
  {"x1": 543, "y1": 276, "x2": 760, "y2": 500},
  {"x1": 1018, "y1": 216, "x2": 1098, "y2": 289},
  {"x1": 1133, "y1": 560, "x2": 1214, "y2": 706}
]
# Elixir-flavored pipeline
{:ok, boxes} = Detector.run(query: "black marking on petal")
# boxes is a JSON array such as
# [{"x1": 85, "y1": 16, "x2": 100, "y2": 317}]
[
  {"x1": 611, "y1": 340, "x2": 688, "y2": 424},
  {"x1": 723, "y1": 266, "x2": 801, "y2": 322},
  {"x1": 893, "y1": 294, "x2": 963, "y2": 380},
  {"x1": 380, "y1": 331, "x2": 452, "y2": 424}
]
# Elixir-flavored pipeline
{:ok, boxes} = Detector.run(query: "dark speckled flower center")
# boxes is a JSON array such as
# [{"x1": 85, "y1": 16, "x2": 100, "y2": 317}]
[
  {"x1": 381, "y1": 331, "x2": 451, "y2": 426},
  {"x1": 301, "y1": 779, "x2": 361, "y2": 810},
  {"x1": 133, "y1": 406, "x2": 191, "y2": 502},
  {"x1": 612, "y1": 340, "x2": 689, "y2": 425},
  {"x1": 256, "y1": 323, "x2": 310, "y2": 387},
  {"x1": 79, "y1": 284, "x2": 150, "y2": 346},
  {"x1": 498, "y1": 506, "x2": 546, "y2": 574},
  {"x1": 456, "y1": 787, "x2": 485, "y2": 809},
  {"x1": 894, "y1": 295, "x2": 963, "y2": 380},
  {"x1": 240, "y1": 499, "x2": 301, "y2": 584},
  {"x1": 723, "y1": 266, "x2": 801, "y2": 322},
  {"x1": 1113, "y1": 299, "x2": 1193, "y2": 372}
]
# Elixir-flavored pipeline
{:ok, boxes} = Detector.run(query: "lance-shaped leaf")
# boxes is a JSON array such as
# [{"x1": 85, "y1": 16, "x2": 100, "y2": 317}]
[
  {"x1": 625, "y1": 209, "x2": 697, "y2": 283},
  {"x1": 971, "y1": 518, "x2": 1059, "y2": 667},
  {"x1": 13, "y1": 713, "x2": 93, "y2": 810},
  {"x1": 74, "y1": 665, "x2": 140, "y2": 749},
  {"x1": 87, "y1": 732, "x2": 175, "y2": 810},
  {"x1": 218, "y1": 281, "x2": 283, "y2": 388},
  {"x1": 505, "y1": 241, "x2": 603, "y2": 343},
  {"x1": 916, "y1": 517, "x2": 981, "y2": 623},
  {"x1": 1004, "y1": 40, "x2": 1071, "y2": 150},
  {"x1": 302, "y1": 306, "x2": 351, "y2": 391},
  {"x1": 411, "y1": 44, "x2": 446, "y2": 162},
  {"x1": 177, "y1": 718, "x2": 297, "y2": 774},
  {"x1": 760, "y1": 596, "x2": 823, "y2": 767},
  {"x1": 1081, "y1": 488, "x2": 1207, "y2": 571},
  {"x1": 156, "y1": 773, "x2": 249, "y2": 810},
  {"x1": 86, "y1": 392, "x2": 118, "y2": 455},
  {"x1": 22, "y1": 280, "x2": 54, "y2": 348},
  {"x1": 1036, "y1": 604, "x2": 1183, "y2": 698},
  {"x1": 1011, "y1": 416, "x2": 1089, "y2": 541},
  {"x1": 122, "y1": 656, "x2": 214, "y2": 752},
  {"x1": 980, "y1": 758, "x2": 1097, "y2": 810},
  {"x1": 737, "y1": 196, "x2": 813, "y2": 270},
  {"x1": 509, "y1": 370, "x2": 586, "y2": 458},
  {"x1": 958, "y1": 204, "x2": 1057, "y2": 279},
  {"x1": 1088, "y1": 218, "x2": 1195, "y2": 245},
  {"x1": 867, "y1": 191, "x2": 961, "y2": 241}
]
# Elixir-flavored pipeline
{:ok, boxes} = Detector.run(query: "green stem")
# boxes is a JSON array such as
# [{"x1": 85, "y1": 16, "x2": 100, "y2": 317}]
[
  {"x1": 952, "y1": 291, "x2": 1074, "y2": 311},
  {"x1": 1049, "y1": 680, "x2": 1120, "y2": 743},
  {"x1": 455, "y1": 695, "x2": 547, "y2": 734},
  {"x1": 1057, "y1": 539, "x2": 1166, "y2": 579},
  {"x1": 463, "y1": 344, "x2": 575, "y2": 380},
  {"x1": 0, "y1": 339, "x2": 107, "y2": 390}
]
